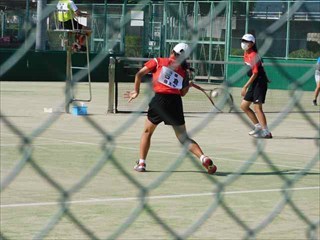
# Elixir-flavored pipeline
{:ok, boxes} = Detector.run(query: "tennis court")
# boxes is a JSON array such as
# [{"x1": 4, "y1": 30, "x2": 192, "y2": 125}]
[{"x1": 1, "y1": 81, "x2": 319, "y2": 239}]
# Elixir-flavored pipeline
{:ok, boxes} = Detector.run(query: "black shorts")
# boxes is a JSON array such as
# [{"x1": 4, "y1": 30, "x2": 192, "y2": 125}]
[
  {"x1": 59, "y1": 19, "x2": 83, "y2": 30},
  {"x1": 148, "y1": 93, "x2": 185, "y2": 126},
  {"x1": 244, "y1": 77, "x2": 268, "y2": 104}
]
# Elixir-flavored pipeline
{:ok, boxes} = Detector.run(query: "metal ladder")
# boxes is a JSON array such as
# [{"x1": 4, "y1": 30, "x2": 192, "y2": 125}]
[
  {"x1": 62, "y1": 30, "x2": 92, "y2": 113},
  {"x1": 54, "y1": 10, "x2": 92, "y2": 113}
]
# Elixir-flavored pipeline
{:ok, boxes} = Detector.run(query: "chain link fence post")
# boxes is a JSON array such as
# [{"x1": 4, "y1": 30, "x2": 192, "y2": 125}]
[{"x1": 108, "y1": 55, "x2": 116, "y2": 113}]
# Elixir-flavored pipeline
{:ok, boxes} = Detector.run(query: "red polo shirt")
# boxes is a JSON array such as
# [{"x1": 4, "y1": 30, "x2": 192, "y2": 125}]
[
  {"x1": 144, "y1": 56, "x2": 186, "y2": 95},
  {"x1": 243, "y1": 49, "x2": 263, "y2": 75}
]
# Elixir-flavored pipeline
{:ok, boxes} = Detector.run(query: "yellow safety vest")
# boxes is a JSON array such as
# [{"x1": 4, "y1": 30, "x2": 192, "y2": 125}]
[{"x1": 57, "y1": 0, "x2": 74, "y2": 22}]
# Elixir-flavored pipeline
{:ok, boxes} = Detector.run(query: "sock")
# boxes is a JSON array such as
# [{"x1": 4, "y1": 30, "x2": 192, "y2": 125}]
[
  {"x1": 254, "y1": 123, "x2": 262, "y2": 129},
  {"x1": 200, "y1": 155, "x2": 206, "y2": 163},
  {"x1": 139, "y1": 159, "x2": 146, "y2": 164}
]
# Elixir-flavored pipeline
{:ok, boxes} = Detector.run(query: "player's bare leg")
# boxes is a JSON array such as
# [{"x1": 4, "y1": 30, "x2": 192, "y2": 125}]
[
  {"x1": 173, "y1": 124, "x2": 202, "y2": 157},
  {"x1": 313, "y1": 82, "x2": 320, "y2": 106},
  {"x1": 134, "y1": 118, "x2": 157, "y2": 172},
  {"x1": 241, "y1": 100, "x2": 259, "y2": 125},
  {"x1": 173, "y1": 125, "x2": 217, "y2": 174},
  {"x1": 140, "y1": 118, "x2": 157, "y2": 160},
  {"x1": 253, "y1": 103, "x2": 272, "y2": 138},
  {"x1": 240, "y1": 100, "x2": 272, "y2": 138},
  {"x1": 253, "y1": 103, "x2": 266, "y2": 128}
]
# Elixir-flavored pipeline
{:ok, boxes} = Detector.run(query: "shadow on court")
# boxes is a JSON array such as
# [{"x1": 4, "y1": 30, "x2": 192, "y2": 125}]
[
  {"x1": 273, "y1": 136, "x2": 320, "y2": 140},
  {"x1": 145, "y1": 169, "x2": 320, "y2": 176}
]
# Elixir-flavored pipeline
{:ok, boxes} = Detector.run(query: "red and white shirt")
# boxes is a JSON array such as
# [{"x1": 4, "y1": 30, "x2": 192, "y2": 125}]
[
  {"x1": 243, "y1": 49, "x2": 265, "y2": 77},
  {"x1": 144, "y1": 56, "x2": 187, "y2": 95}
]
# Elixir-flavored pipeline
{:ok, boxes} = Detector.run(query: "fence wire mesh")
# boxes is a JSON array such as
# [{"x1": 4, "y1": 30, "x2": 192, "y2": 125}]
[{"x1": 0, "y1": 1, "x2": 319, "y2": 239}]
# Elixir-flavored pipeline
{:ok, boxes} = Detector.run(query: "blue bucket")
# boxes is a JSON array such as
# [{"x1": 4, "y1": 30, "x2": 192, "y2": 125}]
[{"x1": 72, "y1": 106, "x2": 87, "y2": 115}]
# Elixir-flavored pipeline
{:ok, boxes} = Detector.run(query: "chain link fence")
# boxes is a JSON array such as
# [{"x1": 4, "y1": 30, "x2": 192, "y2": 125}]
[{"x1": 1, "y1": 0, "x2": 319, "y2": 239}]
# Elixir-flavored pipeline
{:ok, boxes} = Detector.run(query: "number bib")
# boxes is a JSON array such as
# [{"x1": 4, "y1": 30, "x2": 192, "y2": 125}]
[
  {"x1": 57, "y1": 2, "x2": 69, "y2": 11},
  {"x1": 157, "y1": 66, "x2": 184, "y2": 89}
]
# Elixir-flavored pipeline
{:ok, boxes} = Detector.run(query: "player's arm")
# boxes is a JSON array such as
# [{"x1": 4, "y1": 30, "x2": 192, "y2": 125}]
[
  {"x1": 127, "y1": 66, "x2": 151, "y2": 102},
  {"x1": 241, "y1": 73, "x2": 258, "y2": 97},
  {"x1": 180, "y1": 79, "x2": 190, "y2": 96},
  {"x1": 180, "y1": 87, "x2": 189, "y2": 97},
  {"x1": 241, "y1": 55, "x2": 259, "y2": 97},
  {"x1": 134, "y1": 66, "x2": 150, "y2": 94},
  {"x1": 180, "y1": 68, "x2": 193, "y2": 96}
]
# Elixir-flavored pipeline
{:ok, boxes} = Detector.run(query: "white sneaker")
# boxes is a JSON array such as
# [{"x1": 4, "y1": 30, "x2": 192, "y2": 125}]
[
  {"x1": 249, "y1": 127, "x2": 262, "y2": 136},
  {"x1": 134, "y1": 161, "x2": 146, "y2": 172},
  {"x1": 252, "y1": 130, "x2": 273, "y2": 139}
]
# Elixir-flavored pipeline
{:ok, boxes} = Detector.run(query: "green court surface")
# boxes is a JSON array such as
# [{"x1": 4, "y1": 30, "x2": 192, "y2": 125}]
[{"x1": 1, "y1": 81, "x2": 319, "y2": 239}]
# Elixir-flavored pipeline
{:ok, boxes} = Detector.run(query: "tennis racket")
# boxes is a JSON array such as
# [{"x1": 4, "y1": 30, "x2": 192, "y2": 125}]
[{"x1": 190, "y1": 82, "x2": 234, "y2": 113}]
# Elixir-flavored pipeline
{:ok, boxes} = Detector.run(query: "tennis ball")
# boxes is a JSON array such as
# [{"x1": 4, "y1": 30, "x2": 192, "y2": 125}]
[{"x1": 211, "y1": 90, "x2": 219, "y2": 98}]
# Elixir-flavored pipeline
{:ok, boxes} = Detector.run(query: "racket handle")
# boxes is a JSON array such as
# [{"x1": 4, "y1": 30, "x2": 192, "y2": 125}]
[{"x1": 190, "y1": 82, "x2": 203, "y2": 91}]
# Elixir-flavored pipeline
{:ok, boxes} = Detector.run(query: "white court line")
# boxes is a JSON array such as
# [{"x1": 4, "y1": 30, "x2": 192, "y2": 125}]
[
  {"x1": 0, "y1": 143, "x2": 81, "y2": 147},
  {"x1": 1, "y1": 131, "x2": 317, "y2": 158},
  {"x1": 1, "y1": 186, "x2": 319, "y2": 209},
  {"x1": 31, "y1": 141, "x2": 320, "y2": 172},
  {"x1": 1, "y1": 133, "x2": 319, "y2": 172}
]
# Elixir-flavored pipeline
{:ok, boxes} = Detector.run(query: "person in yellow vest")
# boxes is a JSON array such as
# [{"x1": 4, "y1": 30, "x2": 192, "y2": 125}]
[{"x1": 56, "y1": 0, "x2": 90, "y2": 51}]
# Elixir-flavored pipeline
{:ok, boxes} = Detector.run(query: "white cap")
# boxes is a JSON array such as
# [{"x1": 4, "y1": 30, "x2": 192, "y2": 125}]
[
  {"x1": 173, "y1": 43, "x2": 190, "y2": 55},
  {"x1": 241, "y1": 34, "x2": 255, "y2": 43}
]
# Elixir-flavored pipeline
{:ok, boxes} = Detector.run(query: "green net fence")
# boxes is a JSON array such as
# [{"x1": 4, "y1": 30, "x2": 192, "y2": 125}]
[{"x1": 1, "y1": 1, "x2": 319, "y2": 239}]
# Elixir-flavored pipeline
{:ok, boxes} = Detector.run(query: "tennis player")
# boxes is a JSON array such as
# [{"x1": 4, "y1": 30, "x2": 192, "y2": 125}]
[
  {"x1": 56, "y1": 0, "x2": 90, "y2": 51},
  {"x1": 240, "y1": 34, "x2": 272, "y2": 138},
  {"x1": 125, "y1": 43, "x2": 217, "y2": 174},
  {"x1": 313, "y1": 57, "x2": 320, "y2": 106}
]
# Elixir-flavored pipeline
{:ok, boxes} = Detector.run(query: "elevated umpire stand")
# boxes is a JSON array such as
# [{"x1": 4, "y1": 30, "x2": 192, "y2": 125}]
[{"x1": 53, "y1": 10, "x2": 92, "y2": 113}]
